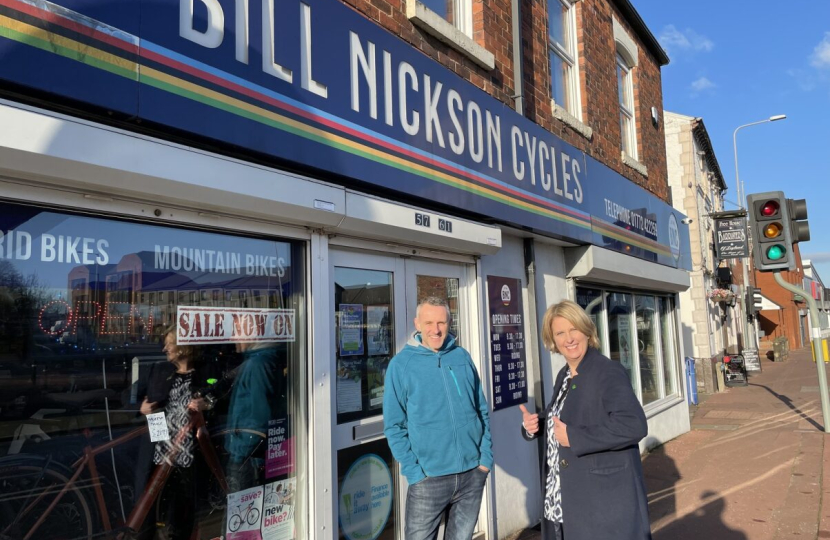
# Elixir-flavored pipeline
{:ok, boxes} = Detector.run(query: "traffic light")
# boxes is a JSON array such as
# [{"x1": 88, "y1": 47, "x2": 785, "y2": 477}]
[
  {"x1": 787, "y1": 198, "x2": 810, "y2": 244},
  {"x1": 746, "y1": 286, "x2": 763, "y2": 319},
  {"x1": 747, "y1": 191, "x2": 793, "y2": 272}
]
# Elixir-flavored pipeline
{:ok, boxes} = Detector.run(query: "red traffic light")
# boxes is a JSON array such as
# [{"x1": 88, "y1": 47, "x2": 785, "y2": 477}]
[{"x1": 760, "y1": 200, "x2": 780, "y2": 217}]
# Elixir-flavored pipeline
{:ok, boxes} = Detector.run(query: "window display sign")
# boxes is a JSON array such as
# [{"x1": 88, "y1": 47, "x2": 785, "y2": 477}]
[
  {"x1": 262, "y1": 478, "x2": 297, "y2": 540},
  {"x1": 487, "y1": 276, "x2": 527, "y2": 410},
  {"x1": 177, "y1": 306, "x2": 295, "y2": 344},
  {"x1": 266, "y1": 418, "x2": 294, "y2": 479},
  {"x1": 338, "y1": 451, "x2": 394, "y2": 540},
  {"x1": 339, "y1": 304, "x2": 365, "y2": 356},
  {"x1": 227, "y1": 486, "x2": 265, "y2": 540}
]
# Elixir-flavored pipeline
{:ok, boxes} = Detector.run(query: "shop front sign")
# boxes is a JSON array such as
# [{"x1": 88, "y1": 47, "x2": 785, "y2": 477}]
[{"x1": 0, "y1": 0, "x2": 690, "y2": 269}]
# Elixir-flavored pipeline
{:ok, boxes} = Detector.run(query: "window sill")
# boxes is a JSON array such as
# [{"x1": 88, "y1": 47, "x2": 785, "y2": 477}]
[
  {"x1": 551, "y1": 101, "x2": 593, "y2": 140},
  {"x1": 406, "y1": 1, "x2": 495, "y2": 71},
  {"x1": 643, "y1": 395, "x2": 685, "y2": 419},
  {"x1": 622, "y1": 152, "x2": 648, "y2": 177}
]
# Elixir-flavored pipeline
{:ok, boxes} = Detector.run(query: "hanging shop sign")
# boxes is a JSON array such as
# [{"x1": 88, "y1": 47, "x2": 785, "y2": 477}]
[
  {"x1": 0, "y1": 0, "x2": 690, "y2": 269},
  {"x1": 713, "y1": 217, "x2": 749, "y2": 260},
  {"x1": 487, "y1": 276, "x2": 527, "y2": 411}
]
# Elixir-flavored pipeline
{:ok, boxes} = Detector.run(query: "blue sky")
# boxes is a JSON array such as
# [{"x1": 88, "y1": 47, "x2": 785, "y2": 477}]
[{"x1": 635, "y1": 2, "x2": 830, "y2": 281}]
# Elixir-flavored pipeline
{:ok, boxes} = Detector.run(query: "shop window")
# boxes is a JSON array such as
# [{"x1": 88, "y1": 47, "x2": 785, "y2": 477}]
[
  {"x1": 635, "y1": 295, "x2": 660, "y2": 405},
  {"x1": 577, "y1": 286, "x2": 682, "y2": 405},
  {"x1": 0, "y1": 202, "x2": 307, "y2": 540},
  {"x1": 607, "y1": 292, "x2": 638, "y2": 394},
  {"x1": 575, "y1": 287, "x2": 605, "y2": 352},
  {"x1": 659, "y1": 297, "x2": 679, "y2": 397},
  {"x1": 549, "y1": 0, "x2": 581, "y2": 119}
]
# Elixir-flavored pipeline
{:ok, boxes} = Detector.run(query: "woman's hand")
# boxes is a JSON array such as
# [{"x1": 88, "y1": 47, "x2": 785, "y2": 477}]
[
  {"x1": 140, "y1": 398, "x2": 158, "y2": 415},
  {"x1": 552, "y1": 416, "x2": 570, "y2": 447},
  {"x1": 188, "y1": 397, "x2": 210, "y2": 412},
  {"x1": 519, "y1": 404, "x2": 540, "y2": 435}
]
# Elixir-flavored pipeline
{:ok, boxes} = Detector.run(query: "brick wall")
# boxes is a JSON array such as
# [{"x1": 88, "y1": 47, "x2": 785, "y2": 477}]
[{"x1": 339, "y1": 0, "x2": 670, "y2": 202}]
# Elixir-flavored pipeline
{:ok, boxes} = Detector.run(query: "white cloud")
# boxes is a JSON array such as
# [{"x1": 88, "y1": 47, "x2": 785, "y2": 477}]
[
  {"x1": 690, "y1": 77, "x2": 716, "y2": 92},
  {"x1": 810, "y1": 32, "x2": 830, "y2": 69},
  {"x1": 787, "y1": 69, "x2": 817, "y2": 92},
  {"x1": 804, "y1": 252, "x2": 830, "y2": 263},
  {"x1": 659, "y1": 25, "x2": 714, "y2": 54}
]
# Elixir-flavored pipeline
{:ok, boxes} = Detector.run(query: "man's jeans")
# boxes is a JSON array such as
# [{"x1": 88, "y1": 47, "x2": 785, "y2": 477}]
[{"x1": 405, "y1": 467, "x2": 488, "y2": 540}]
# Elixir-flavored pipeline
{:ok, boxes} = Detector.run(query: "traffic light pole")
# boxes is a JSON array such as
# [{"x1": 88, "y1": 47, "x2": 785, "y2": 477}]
[{"x1": 773, "y1": 271, "x2": 830, "y2": 434}]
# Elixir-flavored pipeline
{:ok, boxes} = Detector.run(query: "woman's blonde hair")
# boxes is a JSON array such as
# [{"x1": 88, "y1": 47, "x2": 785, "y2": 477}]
[
  {"x1": 541, "y1": 300, "x2": 600, "y2": 353},
  {"x1": 162, "y1": 323, "x2": 198, "y2": 361}
]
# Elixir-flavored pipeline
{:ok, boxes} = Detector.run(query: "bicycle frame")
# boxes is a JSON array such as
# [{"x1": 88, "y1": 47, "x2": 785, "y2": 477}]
[{"x1": 7, "y1": 409, "x2": 230, "y2": 540}]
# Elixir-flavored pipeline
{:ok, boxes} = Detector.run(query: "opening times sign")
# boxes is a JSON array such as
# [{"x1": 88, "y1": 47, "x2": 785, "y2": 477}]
[{"x1": 487, "y1": 276, "x2": 527, "y2": 411}]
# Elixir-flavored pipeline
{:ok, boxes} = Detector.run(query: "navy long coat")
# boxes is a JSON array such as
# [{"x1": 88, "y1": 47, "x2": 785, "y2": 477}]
[{"x1": 523, "y1": 347, "x2": 652, "y2": 540}]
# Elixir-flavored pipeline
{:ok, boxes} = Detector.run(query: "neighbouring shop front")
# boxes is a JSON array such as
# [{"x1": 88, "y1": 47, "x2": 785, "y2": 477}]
[{"x1": 0, "y1": 0, "x2": 692, "y2": 539}]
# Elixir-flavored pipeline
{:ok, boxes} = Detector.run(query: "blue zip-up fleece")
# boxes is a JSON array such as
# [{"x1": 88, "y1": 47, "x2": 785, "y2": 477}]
[{"x1": 383, "y1": 333, "x2": 493, "y2": 485}]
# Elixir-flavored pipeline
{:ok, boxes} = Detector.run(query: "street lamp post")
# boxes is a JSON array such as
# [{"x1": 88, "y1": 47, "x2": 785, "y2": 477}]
[{"x1": 733, "y1": 115, "x2": 786, "y2": 357}]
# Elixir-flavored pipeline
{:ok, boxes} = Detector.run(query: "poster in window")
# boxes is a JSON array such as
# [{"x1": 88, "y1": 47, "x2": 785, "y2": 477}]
[
  {"x1": 227, "y1": 486, "x2": 264, "y2": 540},
  {"x1": 339, "y1": 304, "x2": 364, "y2": 356},
  {"x1": 366, "y1": 305, "x2": 390, "y2": 356},
  {"x1": 266, "y1": 418, "x2": 294, "y2": 479},
  {"x1": 261, "y1": 477, "x2": 297, "y2": 540},
  {"x1": 337, "y1": 358, "x2": 363, "y2": 414}
]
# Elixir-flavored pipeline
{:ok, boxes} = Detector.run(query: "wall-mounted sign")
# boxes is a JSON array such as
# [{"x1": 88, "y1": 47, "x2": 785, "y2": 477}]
[
  {"x1": 0, "y1": 0, "x2": 691, "y2": 269},
  {"x1": 487, "y1": 276, "x2": 527, "y2": 410},
  {"x1": 714, "y1": 217, "x2": 749, "y2": 259}
]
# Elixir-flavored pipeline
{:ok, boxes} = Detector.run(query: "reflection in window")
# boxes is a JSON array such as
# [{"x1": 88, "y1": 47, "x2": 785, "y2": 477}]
[
  {"x1": 419, "y1": 0, "x2": 471, "y2": 37},
  {"x1": 607, "y1": 292, "x2": 637, "y2": 394},
  {"x1": 575, "y1": 287, "x2": 605, "y2": 352},
  {"x1": 334, "y1": 268, "x2": 395, "y2": 425},
  {"x1": 617, "y1": 52, "x2": 637, "y2": 159},
  {"x1": 0, "y1": 203, "x2": 307, "y2": 540},
  {"x1": 659, "y1": 297, "x2": 679, "y2": 397},
  {"x1": 636, "y1": 295, "x2": 659, "y2": 405},
  {"x1": 549, "y1": 0, "x2": 580, "y2": 117}
]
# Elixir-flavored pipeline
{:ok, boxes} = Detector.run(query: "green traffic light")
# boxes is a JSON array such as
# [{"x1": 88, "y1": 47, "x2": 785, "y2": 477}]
[{"x1": 767, "y1": 245, "x2": 786, "y2": 260}]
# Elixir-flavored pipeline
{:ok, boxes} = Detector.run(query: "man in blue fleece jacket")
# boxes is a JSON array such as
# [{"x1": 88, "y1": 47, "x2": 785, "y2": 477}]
[{"x1": 383, "y1": 297, "x2": 493, "y2": 540}]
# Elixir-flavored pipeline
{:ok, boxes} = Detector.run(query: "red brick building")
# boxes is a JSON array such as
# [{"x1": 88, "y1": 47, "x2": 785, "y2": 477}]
[{"x1": 343, "y1": 0, "x2": 671, "y2": 201}]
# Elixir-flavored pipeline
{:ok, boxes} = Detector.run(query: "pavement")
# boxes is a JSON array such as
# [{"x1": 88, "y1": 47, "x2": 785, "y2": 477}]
[{"x1": 507, "y1": 346, "x2": 830, "y2": 540}]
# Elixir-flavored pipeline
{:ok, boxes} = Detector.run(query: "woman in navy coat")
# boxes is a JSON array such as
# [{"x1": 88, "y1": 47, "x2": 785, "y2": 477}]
[{"x1": 519, "y1": 300, "x2": 651, "y2": 540}]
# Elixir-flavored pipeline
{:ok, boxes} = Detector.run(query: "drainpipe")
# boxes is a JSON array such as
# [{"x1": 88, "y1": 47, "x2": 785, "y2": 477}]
[{"x1": 511, "y1": 0, "x2": 524, "y2": 114}]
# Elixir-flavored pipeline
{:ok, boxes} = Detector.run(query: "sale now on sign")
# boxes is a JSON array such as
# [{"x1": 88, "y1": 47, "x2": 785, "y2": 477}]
[{"x1": 177, "y1": 307, "x2": 296, "y2": 345}]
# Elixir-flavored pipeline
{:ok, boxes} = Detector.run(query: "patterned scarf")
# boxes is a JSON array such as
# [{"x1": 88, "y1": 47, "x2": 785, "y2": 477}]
[{"x1": 543, "y1": 370, "x2": 571, "y2": 523}]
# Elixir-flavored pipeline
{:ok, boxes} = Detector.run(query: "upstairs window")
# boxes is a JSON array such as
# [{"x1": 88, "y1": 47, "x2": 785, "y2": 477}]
[
  {"x1": 617, "y1": 52, "x2": 637, "y2": 159},
  {"x1": 549, "y1": 0, "x2": 580, "y2": 118},
  {"x1": 419, "y1": 0, "x2": 472, "y2": 37}
]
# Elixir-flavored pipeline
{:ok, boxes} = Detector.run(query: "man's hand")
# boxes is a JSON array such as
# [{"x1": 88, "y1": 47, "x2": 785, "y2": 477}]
[
  {"x1": 519, "y1": 404, "x2": 539, "y2": 435},
  {"x1": 478, "y1": 465, "x2": 490, "y2": 473},
  {"x1": 552, "y1": 416, "x2": 569, "y2": 447},
  {"x1": 140, "y1": 398, "x2": 158, "y2": 415}
]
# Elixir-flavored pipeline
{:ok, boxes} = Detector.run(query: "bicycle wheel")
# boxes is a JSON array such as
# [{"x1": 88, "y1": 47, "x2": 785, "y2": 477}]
[
  {"x1": 247, "y1": 506, "x2": 260, "y2": 525},
  {"x1": 0, "y1": 461, "x2": 95, "y2": 540},
  {"x1": 228, "y1": 513, "x2": 242, "y2": 532}
]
